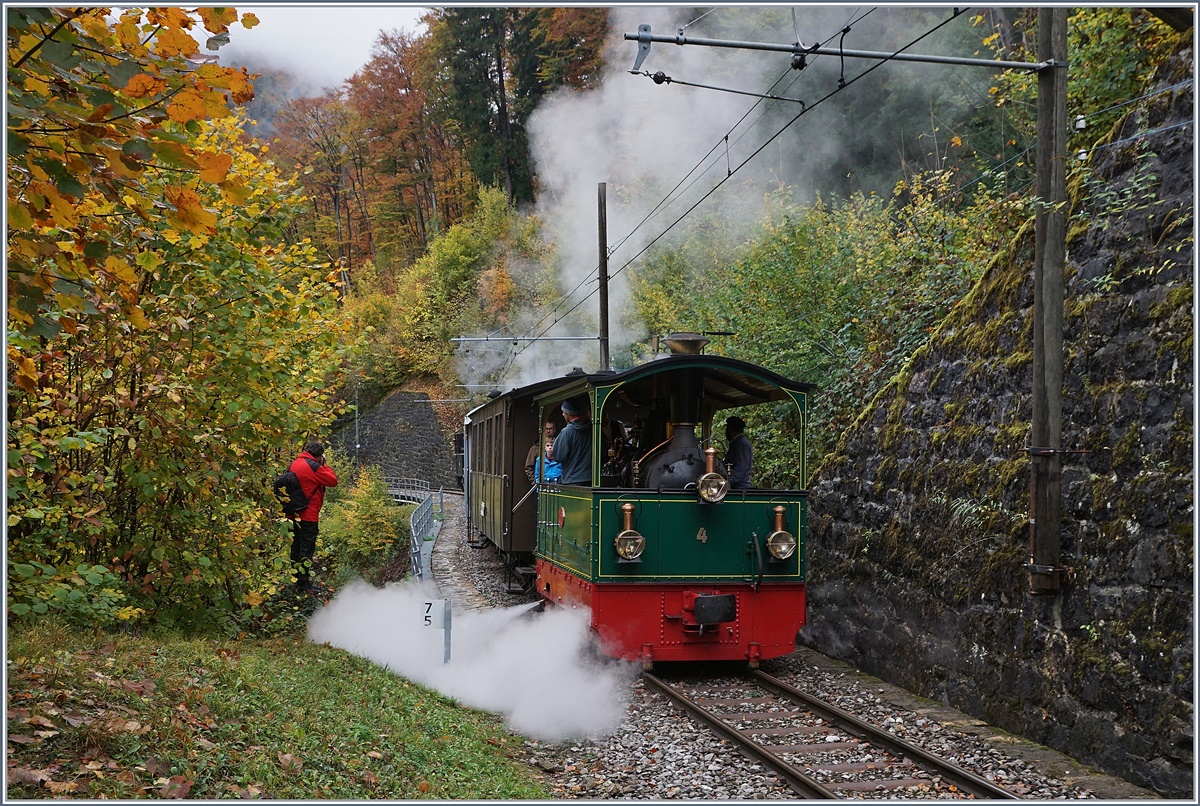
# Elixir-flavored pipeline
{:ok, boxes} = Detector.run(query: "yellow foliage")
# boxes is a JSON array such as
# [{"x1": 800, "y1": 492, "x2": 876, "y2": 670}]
[
  {"x1": 153, "y1": 25, "x2": 200, "y2": 58},
  {"x1": 167, "y1": 87, "x2": 213, "y2": 123},
  {"x1": 198, "y1": 7, "x2": 239, "y2": 33}
]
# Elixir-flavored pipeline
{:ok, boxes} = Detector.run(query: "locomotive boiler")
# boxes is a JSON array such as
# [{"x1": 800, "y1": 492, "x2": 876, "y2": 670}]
[{"x1": 463, "y1": 333, "x2": 815, "y2": 666}]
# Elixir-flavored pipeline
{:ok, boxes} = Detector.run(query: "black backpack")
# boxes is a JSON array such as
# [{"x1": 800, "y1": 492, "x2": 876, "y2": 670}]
[{"x1": 274, "y1": 458, "x2": 320, "y2": 516}]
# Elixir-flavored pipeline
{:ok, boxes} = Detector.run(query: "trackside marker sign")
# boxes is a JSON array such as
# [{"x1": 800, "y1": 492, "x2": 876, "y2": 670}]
[{"x1": 422, "y1": 599, "x2": 452, "y2": 663}]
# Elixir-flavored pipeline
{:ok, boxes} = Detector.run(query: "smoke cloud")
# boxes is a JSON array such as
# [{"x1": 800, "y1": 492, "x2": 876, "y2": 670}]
[{"x1": 307, "y1": 579, "x2": 638, "y2": 741}]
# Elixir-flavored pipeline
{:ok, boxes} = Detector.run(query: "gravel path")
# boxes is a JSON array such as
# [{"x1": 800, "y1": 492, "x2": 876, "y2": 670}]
[{"x1": 432, "y1": 493, "x2": 1154, "y2": 800}]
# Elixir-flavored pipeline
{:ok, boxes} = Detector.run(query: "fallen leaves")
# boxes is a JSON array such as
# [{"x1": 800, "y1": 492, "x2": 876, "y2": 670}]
[
  {"x1": 278, "y1": 752, "x2": 304, "y2": 773},
  {"x1": 9, "y1": 766, "x2": 51, "y2": 785},
  {"x1": 158, "y1": 774, "x2": 194, "y2": 798}
]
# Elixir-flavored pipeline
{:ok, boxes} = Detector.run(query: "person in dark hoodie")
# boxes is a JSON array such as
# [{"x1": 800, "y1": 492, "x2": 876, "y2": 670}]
[
  {"x1": 552, "y1": 397, "x2": 592, "y2": 485},
  {"x1": 287, "y1": 441, "x2": 338, "y2": 593}
]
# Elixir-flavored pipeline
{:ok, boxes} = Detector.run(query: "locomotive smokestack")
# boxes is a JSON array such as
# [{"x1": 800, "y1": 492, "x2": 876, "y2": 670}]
[{"x1": 663, "y1": 332, "x2": 709, "y2": 355}]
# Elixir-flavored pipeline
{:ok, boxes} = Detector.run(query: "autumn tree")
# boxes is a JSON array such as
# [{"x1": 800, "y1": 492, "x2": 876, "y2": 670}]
[
  {"x1": 533, "y1": 7, "x2": 609, "y2": 90},
  {"x1": 7, "y1": 6, "x2": 257, "y2": 341},
  {"x1": 270, "y1": 89, "x2": 374, "y2": 273},
  {"x1": 345, "y1": 29, "x2": 477, "y2": 272},
  {"x1": 7, "y1": 8, "x2": 351, "y2": 629}
]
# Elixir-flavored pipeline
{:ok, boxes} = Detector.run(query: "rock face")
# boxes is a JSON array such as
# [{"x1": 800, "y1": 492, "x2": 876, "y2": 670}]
[
  {"x1": 331, "y1": 389, "x2": 460, "y2": 490},
  {"x1": 803, "y1": 52, "x2": 1193, "y2": 797}
]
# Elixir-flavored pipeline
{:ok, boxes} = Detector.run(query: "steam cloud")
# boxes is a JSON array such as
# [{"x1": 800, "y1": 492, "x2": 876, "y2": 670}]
[
  {"x1": 307, "y1": 578, "x2": 638, "y2": 741},
  {"x1": 458, "y1": 6, "x2": 915, "y2": 391}
]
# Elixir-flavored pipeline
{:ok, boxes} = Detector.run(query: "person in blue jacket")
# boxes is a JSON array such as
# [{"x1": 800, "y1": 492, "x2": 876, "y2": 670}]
[
  {"x1": 552, "y1": 396, "x2": 592, "y2": 485},
  {"x1": 534, "y1": 438, "x2": 563, "y2": 483}
]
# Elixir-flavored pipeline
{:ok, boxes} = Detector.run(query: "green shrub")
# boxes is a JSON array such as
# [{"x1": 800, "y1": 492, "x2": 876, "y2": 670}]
[
  {"x1": 7, "y1": 561, "x2": 144, "y2": 626},
  {"x1": 320, "y1": 466, "x2": 411, "y2": 586}
]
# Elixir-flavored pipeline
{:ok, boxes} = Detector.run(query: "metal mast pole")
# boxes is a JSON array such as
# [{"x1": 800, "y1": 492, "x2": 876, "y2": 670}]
[
  {"x1": 1028, "y1": 8, "x2": 1069, "y2": 595},
  {"x1": 598, "y1": 182, "x2": 611, "y2": 371}
]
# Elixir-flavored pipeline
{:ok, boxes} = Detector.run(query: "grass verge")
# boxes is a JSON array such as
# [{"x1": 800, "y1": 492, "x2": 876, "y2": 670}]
[{"x1": 6, "y1": 619, "x2": 551, "y2": 799}]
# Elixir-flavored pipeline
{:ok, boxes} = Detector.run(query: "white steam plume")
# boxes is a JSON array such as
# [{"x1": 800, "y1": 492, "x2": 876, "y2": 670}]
[
  {"x1": 307, "y1": 579, "x2": 638, "y2": 741},
  {"x1": 461, "y1": 7, "x2": 832, "y2": 391},
  {"x1": 459, "y1": 6, "x2": 972, "y2": 392}
]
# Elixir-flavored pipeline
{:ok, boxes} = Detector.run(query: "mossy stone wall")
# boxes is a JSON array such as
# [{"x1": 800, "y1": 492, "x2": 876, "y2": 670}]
[{"x1": 803, "y1": 52, "x2": 1193, "y2": 797}]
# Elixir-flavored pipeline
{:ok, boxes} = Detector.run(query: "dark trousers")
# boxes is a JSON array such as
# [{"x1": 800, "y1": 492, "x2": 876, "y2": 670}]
[{"x1": 290, "y1": 519, "x2": 319, "y2": 589}]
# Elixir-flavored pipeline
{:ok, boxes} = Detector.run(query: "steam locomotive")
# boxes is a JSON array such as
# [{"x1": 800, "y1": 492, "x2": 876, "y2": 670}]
[{"x1": 462, "y1": 333, "x2": 816, "y2": 666}]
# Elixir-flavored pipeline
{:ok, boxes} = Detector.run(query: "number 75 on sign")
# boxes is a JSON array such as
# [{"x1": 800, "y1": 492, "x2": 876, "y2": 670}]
[{"x1": 422, "y1": 599, "x2": 452, "y2": 663}]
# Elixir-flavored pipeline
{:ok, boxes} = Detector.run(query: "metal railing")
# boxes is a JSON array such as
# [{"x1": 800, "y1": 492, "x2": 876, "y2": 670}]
[
  {"x1": 385, "y1": 476, "x2": 431, "y2": 504},
  {"x1": 408, "y1": 486, "x2": 444, "y2": 580}
]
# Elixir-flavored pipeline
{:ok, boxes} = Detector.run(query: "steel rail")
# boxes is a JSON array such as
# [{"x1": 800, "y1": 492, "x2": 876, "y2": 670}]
[
  {"x1": 750, "y1": 669, "x2": 1020, "y2": 800},
  {"x1": 642, "y1": 671, "x2": 839, "y2": 799}
]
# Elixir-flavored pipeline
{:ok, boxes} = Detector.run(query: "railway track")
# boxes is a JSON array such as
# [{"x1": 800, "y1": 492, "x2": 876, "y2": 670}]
[{"x1": 643, "y1": 668, "x2": 1021, "y2": 800}]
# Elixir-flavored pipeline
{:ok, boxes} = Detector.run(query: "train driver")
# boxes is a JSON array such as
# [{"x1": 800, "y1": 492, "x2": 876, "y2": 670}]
[
  {"x1": 553, "y1": 396, "x2": 592, "y2": 485},
  {"x1": 724, "y1": 415, "x2": 753, "y2": 490}
]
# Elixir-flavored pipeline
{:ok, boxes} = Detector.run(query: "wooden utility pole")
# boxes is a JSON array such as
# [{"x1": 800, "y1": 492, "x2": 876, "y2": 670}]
[
  {"x1": 1028, "y1": 8, "x2": 1069, "y2": 595},
  {"x1": 598, "y1": 182, "x2": 611, "y2": 371}
]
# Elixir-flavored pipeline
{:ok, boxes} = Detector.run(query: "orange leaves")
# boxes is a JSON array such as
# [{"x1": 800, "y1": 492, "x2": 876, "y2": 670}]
[
  {"x1": 27, "y1": 182, "x2": 79, "y2": 228},
  {"x1": 9, "y1": 347, "x2": 40, "y2": 394},
  {"x1": 198, "y1": 8, "x2": 239, "y2": 33},
  {"x1": 167, "y1": 87, "x2": 222, "y2": 123},
  {"x1": 104, "y1": 257, "x2": 139, "y2": 287},
  {"x1": 195, "y1": 63, "x2": 257, "y2": 104},
  {"x1": 123, "y1": 73, "x2": 167, "y2": 99},
  {"x1": 228, "y1": 67, "x2": 256, "y2": 104},
  {"x1": 153, "y1": 25, "x2": 200, "y2": 59},
  {"x1": 164, "y1": 185, "x2": 218, "y2": 235},
  {"x1": 146, "y1": 7, "x2": 195, "y2": 29},
  {"x1": 196, "y1": 152, "x2": 233, "y2": 183}
]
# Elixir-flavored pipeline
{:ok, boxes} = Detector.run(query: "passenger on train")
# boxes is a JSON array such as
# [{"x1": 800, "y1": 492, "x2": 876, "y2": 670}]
[
  {"x1": 534, "y1": 439, "x2": 562, "y2": 483},
  {"x1": 553, "y1": 396, "x2": 592, "y2": 485},
  {"x1": 524, "y1": 419, "x2": 557, "y2": 483}
]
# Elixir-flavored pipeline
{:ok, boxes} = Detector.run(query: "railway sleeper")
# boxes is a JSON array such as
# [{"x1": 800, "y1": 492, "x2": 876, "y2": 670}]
[
  {"x1": 772, "y1": 740, "x2": 862, "y2": 753},
  {"x1": 830, "y1": 778, "x2": 936, "y2": 793},
  {"x1": 812, "y1": 760, "x2": 915, "y2": 773}
]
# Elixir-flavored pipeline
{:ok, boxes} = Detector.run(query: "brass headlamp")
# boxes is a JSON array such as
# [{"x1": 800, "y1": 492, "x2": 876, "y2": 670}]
[
  {"x1": 766, "y1": 505, "x2": 796, "y2": 560},
  {"x1": 697, "y1": 446, "x2": 729, "y2": 503},
  {"x1": 614, "y1": 502, "x2": 645, "y2": 561}
]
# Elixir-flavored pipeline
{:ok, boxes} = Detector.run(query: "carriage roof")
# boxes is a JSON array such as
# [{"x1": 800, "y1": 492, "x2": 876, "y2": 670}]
[{"x1": 465, "y1": 354, "x2": 816, "y2": 426}]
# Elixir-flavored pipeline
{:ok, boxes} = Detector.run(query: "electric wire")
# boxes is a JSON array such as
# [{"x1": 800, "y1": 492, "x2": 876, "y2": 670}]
[
  {"x1": 1083, "y1": 119, "x2": 1193, "y2": 153},
  {"x1": 1076, "y1": 79, "x2": 1193, "y2": 123}
]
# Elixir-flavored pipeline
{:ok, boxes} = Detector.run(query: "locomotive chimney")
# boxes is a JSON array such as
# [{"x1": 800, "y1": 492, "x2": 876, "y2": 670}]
[{"x1": 663, "y1": 332, "x2": 709, "y2": 355}]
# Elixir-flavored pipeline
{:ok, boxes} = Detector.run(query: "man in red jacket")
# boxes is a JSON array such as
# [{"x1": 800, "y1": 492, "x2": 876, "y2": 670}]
[{"x1": 288, "y1": 441, "x2": 338, "y2": 593}]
